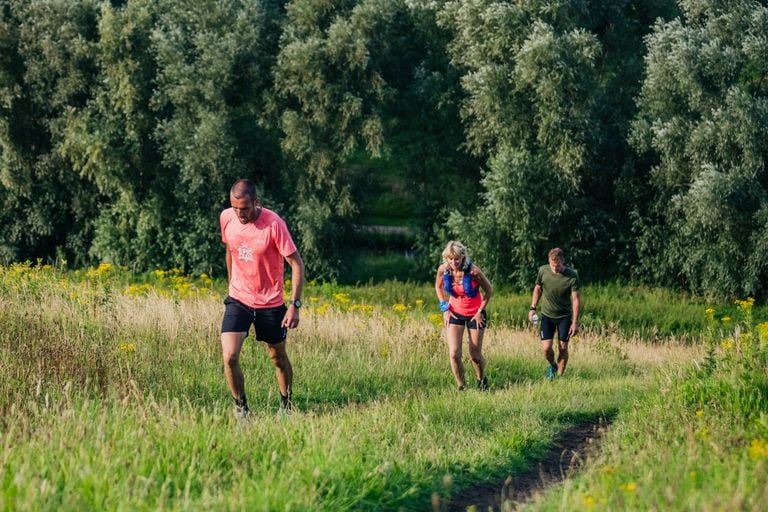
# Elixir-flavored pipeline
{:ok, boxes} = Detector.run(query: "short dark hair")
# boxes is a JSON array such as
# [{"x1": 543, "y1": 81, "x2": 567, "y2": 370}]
[
  {"x1": 548, "y1": 247, "x2": 564, "y2": 261},
  {"x1": 230, "y1": 179, "x2": 257, "y2": 201}
]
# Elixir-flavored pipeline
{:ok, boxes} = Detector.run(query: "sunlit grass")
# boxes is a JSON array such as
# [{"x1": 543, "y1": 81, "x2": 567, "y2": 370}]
[
  {"x1": 4, "y1": 262, "x2": 761, "y2": 510},
  {"x1": 522, "y1": 296, "x2": 768, "y2": 511}
]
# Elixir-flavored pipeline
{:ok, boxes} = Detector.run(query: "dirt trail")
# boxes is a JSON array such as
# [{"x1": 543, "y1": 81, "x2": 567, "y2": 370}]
[{"x1": 446, "y1": 418, "x2": 609, "y2": 512}]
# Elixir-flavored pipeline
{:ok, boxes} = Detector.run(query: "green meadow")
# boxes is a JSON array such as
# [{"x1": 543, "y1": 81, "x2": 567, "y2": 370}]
[{"x1": 1, "y1": 264, "x2": 766, "y2": 510}]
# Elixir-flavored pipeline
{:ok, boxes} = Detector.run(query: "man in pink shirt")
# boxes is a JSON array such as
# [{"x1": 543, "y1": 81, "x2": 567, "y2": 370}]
[{"x1": 220, "y1": 179, "x2": 305, "y2": 417}]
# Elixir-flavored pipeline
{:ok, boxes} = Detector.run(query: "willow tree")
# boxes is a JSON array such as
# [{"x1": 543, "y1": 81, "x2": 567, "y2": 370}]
[
  {"x1": 273, "y1": 0, "x2": 404, "y2": 279},
  {"x1": 0, "y1": 0, "x2": 102, "y2": 264},
  {"x1": 436, "y1": 1, "x2": 600, "y2": 286},
  {"x1": 62, "y1": 0, "x2": 282, "y2": 273},
  {"x1": 434, "y1": 0, "x2": 675, "y2": 286},
  {"x1": 632, "y1": 0, "x2": 768, "y2": 297},
  {"x1": 149, "y1": 0, "x2": 284, "y2": 273}
]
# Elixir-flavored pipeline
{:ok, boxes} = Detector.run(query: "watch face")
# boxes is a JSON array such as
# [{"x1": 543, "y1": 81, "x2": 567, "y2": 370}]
[{"x1": 292, "y1": 299, "x2": 302, "y2": 308}]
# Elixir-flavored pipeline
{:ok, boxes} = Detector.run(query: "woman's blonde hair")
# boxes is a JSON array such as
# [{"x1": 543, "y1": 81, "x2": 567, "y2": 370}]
[{"x1": 442, "y1": 240, "x2": 469, "y2": 265}]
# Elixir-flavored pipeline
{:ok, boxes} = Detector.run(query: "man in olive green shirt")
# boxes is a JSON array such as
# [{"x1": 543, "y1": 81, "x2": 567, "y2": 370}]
[{"x1": 527, "y1": 248, "x2": 581, "y2": 379}]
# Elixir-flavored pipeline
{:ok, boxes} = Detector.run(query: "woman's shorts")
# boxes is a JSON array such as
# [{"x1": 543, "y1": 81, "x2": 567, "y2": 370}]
[{"x1": 448, "y1": 309, "x2": 487, "y2": 330}]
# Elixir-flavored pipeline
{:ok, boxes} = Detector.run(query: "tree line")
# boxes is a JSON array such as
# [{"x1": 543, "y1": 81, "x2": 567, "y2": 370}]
[{"x1": 1, "y1": 0, "x2": 767, "y2": 299}]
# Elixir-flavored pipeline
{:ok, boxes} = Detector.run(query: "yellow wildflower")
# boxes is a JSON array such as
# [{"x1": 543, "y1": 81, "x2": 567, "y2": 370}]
[
  {"x1": 705, "y1": 307, "x2": 715, "y2": 320},
  {"x1": 87, "y1": 262, "x2": 114, "y2": 278},
  {"x1": 749, "y1": 438, "x2": 768, "y2": 459},
  {"x1": 735, "y1": 297, "x2": 755, "y2": 311},
  {"x1": 757, "y1": 322, "x2": 768, "y2": 343},
  {"x1": 428, "y1": 313, "x2": 443, "y2": 327},
  {"x1": 392, "y1": 303, "x2": 408, "y2": 313},
  {"x1": 315, "y1": 303, "x2": 331, "y2": 316},
  {"x1": 695, "y1": 409, "x2": 703, "y2": 417},
  {"x1": 738, "y1": 332, "x2": 752, "y2": 347},
  {"x1": 348, "y1": 304, "x2": 374, "y2": 314},
  {"x1": 334, "y1": 293, "x2": 351, "y2": 304},
  {"x1": 415, "y1": 299, "x2": 424, "y2": 307},
  {"x1": 720, "y1": 338, "x2": 734, "y2": 351},
  {"x1": 721, "y1": 316, "x2": 731, "y2": 323},
  {"x1": 619, "y1": 482, "x2": 637, "y2": 493},
  {"x1": 124, "y1": 284, "x2": 152, "y2": 296}
]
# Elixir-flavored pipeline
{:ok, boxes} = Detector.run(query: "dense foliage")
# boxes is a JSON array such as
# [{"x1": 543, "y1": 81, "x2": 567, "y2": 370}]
[
  {"x1": 2, "y1": 0, "x2": 767, "y2": 298},
  {"x1": 631, "y1": 0, "x2": 768, "y2": 297}
]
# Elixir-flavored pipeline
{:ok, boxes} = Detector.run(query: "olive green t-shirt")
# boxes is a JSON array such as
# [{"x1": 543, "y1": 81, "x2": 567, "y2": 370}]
[{"x1": 535, "y1": 265, "x2": 580, "y2": 319}]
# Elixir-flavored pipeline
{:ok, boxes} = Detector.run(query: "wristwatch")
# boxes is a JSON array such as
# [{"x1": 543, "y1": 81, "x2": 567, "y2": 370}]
[{"x1": 288, "y1": 299, "x2": 302, "y2": 308}]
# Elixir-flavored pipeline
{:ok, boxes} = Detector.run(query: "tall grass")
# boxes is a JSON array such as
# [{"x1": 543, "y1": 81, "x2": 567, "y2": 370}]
[
  {"x1": 302, "y1": 279, "x2": 761, "y2": 341},
  {"x1": 524, "y1": 299, "x2": 768, "y2": 511},
  {"x1": 0, "y1": 263, "x2": 730, "y2": 510}
]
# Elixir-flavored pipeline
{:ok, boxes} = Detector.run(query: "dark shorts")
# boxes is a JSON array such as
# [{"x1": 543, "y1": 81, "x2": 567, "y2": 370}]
[
  {"x1": 448, "y1": 310, "x2": 487, "y2": 330},
  {"x1": 221, "y1": 296, "x2": 287, "y2": 344},
  {"x1": 540, "y1": 315, "x2": 572, "y2": 343}
]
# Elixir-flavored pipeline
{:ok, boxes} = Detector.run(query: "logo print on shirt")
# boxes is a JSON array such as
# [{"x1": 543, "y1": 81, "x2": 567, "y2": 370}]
[{"x1": 237, "y1": 246, "x2": 254, "y2": 262}]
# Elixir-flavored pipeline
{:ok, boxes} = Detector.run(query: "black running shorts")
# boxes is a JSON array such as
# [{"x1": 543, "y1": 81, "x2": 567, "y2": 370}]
[
  {"x1": 539, "y1": 314, "x2": 572, "y2": 343},
  {"x1": 221, "y1": 296, "x2": 287, "y2": 344},
  {"x1": 448, "y1": 310, "x2": 487, "y2": 330}
]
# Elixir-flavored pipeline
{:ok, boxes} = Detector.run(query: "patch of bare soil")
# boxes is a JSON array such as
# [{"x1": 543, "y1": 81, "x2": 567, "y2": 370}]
[{"x1": 445, "y1": 417, "x2": 610, "y2": 512}]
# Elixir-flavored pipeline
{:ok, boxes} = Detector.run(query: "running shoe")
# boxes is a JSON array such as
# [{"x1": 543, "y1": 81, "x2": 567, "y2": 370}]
[
  {"x1": 546, "y1": 365, "x2": 558, "y2": 380},
  {"x1": 233, "y1": 395, "x2": 250, "y2": 419},
  {"x1": 235, "y1": 404, "x2": 250, "y2": 420},
  {"x1": 477, "y1": 376, "x2": 489, "y2": 391}
]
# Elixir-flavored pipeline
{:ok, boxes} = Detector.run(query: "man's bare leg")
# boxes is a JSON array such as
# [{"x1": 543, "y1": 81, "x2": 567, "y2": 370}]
[
  {"x1": 222, "y1": 331, "x2": 248, "y2": 413},
  {"x1": 557, "y1": 340, "x2": 569, "y2": 376},
  {"x1": 266, "y1": 341, "x2": 293, "y2": 408}
]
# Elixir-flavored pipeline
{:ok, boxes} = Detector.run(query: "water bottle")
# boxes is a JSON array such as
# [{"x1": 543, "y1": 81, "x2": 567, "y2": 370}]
[{"x1": 531, "y1": 313, "x2": 539, "y2": 326}]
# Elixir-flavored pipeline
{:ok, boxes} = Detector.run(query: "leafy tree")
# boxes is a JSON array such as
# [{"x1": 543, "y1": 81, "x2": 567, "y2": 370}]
[
  {"x1": 273, "y1": 0, "x2": 401, "y2": 279},
  {"x1": 274, "y1": 0, "x2": 485, "y2": 280},
  {"x1": 380, "y1": 2, "x2": 483, "y2": 277},
  {"x1": 60, "y1": 0, "x2": 163, "y2": 269},
  {"x1": 62, "y1": 0, "x2": 283, "y2": 274},
  {"x1": 150, "y1": 0, "x2": 285, "y2": 273},
  {"x1": 0, "y1": 0, "x2": 102, "y2": 265},
  {"x1": 632, "y1": 0, "x2": 768, "y2": 298},
  {"x1": 436, "y1": 1, "x2": 600, "y2": 286},
  {"x1": 435, "y1": 0, "x2": 676, "y2": 287}
]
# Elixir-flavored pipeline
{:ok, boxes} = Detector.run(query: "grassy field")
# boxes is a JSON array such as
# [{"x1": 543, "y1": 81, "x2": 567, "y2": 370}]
[
  {"x1": 1, "y1": 263, "x2": 766, "y2": 510},
  {"x1": 523, "y1": 299, "x2": 768, "y2": 510}
]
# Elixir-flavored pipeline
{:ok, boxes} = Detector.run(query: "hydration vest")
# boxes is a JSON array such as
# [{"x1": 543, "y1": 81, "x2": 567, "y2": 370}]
[{"x1": 443, "y1": 260, "x2": 479, "y2": 298}]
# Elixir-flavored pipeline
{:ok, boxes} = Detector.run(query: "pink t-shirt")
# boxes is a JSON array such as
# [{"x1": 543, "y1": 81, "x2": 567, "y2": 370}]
[
  {"x1": 449, "y1": 280, "x2": 482, "y2": 317},
  {"x1": 220, "y1": 207, "x2": 297, "y2": 308}
]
